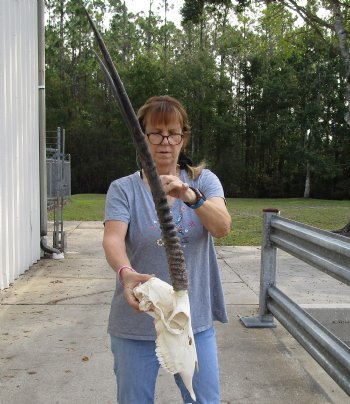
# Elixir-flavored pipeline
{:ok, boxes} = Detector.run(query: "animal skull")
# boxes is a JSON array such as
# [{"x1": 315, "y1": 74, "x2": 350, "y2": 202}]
[{"x1": 134, "y1": 277, "x2": 198, "y2": 401}]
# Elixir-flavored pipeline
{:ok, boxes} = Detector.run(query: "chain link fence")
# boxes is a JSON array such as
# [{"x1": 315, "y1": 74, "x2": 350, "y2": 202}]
[{"x1": 46, "y1": 127, "x2": 71, "y2": 251}]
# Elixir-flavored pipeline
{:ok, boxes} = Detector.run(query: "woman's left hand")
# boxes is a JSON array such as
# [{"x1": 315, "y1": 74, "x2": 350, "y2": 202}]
[
  {"x1": 160, "y1": 175, "x2": 195, "y2": 204},
  {"x1": 160, "y1": 175, "x2": 231, "y2": 238}
]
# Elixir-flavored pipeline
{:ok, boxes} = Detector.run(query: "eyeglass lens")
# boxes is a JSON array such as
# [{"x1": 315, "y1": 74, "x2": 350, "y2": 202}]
[{"x1": 147, "y1": 133, "x2": 183, "y2": 145}]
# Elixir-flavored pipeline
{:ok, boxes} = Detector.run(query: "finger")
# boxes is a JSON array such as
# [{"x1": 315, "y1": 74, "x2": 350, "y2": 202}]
[
  {"x1": 124, "y1": 288, "x2": 142, "y2": 310},
  {"x1": 134, "y1": 273, "x2": 154, "y2": 283},
  {"x1": 166, "y1": 181, "x2": 179, "y2": 192},
  {"x1": 160, "y1": 175, "x2": 173, "y2": 185}
]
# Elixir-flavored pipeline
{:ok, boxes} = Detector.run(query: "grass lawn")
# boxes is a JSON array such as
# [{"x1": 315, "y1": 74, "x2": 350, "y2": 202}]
[
  {"x1": 221, "y1": 198, "x2": 350, "y2": 245},
  {"x1": 49, "y1": 194, "x2": 106, "y2": 221},
  {"x1": 52, "y1": 195, "x2": 350, "y2": 245}
]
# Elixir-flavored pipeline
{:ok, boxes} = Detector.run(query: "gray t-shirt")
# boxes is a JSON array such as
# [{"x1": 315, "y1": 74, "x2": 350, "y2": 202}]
[{"x1": 105, "y1": 168, "x2": 228, "y2": 340}]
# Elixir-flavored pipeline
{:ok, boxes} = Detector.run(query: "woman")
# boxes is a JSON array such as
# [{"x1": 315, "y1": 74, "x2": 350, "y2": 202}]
[{"x1": 103, "y1": 95, "x2": 231, "y2": 404}]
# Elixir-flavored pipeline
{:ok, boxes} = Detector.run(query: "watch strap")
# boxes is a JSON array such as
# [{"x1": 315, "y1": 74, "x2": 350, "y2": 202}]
[{"x1": 184, "y1": 187, "x2": 206, "y2": 209}]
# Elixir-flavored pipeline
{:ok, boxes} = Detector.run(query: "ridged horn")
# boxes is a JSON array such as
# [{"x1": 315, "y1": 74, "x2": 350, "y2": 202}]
[{"x1": 84, "y1": 8, "x2": 187, "y2": 291}]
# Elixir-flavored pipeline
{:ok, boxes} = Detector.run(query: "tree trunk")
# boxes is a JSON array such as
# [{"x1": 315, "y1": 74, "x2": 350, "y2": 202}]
[
  {"x1": 59, "y1": 0, "x2": 65, "y2": 81},
  {"x1": 147, "y1": 0, "x2": 153, "y2": 55},
  {"x1": 331, "y1": 0, "x2": 350, "y2": 125},
  {"x1": 122, "y1": 1, "x2": 127, "y2": 63},
  {"x1": 163, "y1": 0, "x2": 168, "y2": 78},
  {"x1": 303, "y1": 161, "x2": 310, "y2": 198},
  {"x1": 277, "y1": 0, "x2": 350, "y2": 125}
]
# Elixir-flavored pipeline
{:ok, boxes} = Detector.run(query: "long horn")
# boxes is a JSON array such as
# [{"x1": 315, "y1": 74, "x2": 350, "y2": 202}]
[{"x1": 84, "y1": 9, "x2": 188, "y2": 291}]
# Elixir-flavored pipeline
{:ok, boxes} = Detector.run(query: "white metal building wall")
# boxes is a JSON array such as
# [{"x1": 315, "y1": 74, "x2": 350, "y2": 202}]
[{"x1": 0, "y1": 0, "x2": 41, "y2": 289}]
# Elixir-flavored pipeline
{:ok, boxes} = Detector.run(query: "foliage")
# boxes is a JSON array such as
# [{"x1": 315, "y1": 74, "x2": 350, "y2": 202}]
[{"x1": 45, "y1": 0, "x2": 350, "y2": 199}]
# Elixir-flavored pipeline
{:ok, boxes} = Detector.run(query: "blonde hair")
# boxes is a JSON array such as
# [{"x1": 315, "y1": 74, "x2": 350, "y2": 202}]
[{"x1": 137, "y1": 95, "x2": 205, "y2": 179}]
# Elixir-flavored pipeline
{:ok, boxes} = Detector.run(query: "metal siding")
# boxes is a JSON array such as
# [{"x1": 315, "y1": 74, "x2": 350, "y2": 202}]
[{"x1": 0, "y1": 0, "x2": 41, "y2": 289}]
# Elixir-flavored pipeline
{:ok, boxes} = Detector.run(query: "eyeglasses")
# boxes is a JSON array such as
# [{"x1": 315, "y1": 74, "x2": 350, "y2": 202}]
[{"x1": 146, "y1": 132, "x2": 184, "y2": 145}]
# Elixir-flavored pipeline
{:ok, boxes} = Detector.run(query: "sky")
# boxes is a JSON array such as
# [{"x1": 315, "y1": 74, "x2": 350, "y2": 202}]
[
  {"x1": 124, "y1": 0, "x2": 184, "y2": 26},
  {"x1": 122, "y1": 1, "x2": 329, "y2": 29}
]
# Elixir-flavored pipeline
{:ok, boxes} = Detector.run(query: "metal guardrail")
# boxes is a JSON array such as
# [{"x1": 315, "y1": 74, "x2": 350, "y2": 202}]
[{"x1": 240, "y1": 209, "x2": 350, "y2": 396}]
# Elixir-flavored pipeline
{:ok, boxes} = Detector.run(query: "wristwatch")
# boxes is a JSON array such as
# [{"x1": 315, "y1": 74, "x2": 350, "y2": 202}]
[{"x1": 184, "y1": 187, "x2": 206, "y2": 209}]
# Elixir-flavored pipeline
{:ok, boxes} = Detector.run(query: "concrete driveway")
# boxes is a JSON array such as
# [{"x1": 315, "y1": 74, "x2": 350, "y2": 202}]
[{"x1": 0, "y1": 221, "x2": 349, "y2": 403}]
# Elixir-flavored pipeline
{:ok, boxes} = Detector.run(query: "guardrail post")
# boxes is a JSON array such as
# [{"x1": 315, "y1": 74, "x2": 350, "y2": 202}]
[{"x1": 240, "y1": 208, "x2": 279, "y2": 328}]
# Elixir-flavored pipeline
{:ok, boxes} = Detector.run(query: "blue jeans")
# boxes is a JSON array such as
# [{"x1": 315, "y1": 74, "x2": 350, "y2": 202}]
[{"x1": 110, "y1": 327, "x2": 220, "y2": 404}]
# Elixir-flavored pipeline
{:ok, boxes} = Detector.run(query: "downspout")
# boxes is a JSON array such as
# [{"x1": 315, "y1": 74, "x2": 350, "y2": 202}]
[{"x1": 38, "y1": 0, "x2": 63, "y2": 258}]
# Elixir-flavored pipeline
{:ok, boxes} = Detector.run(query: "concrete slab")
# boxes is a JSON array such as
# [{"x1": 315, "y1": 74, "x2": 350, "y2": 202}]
[
  {"x1": 1, "y1": 276, "x2": 114, "y2": 305},
  {"x1": 217, "y1": 257, "x2": 242, "y2": 283},
  {"x1": 76, "y1": 221, "x2": 104, "y2": 229},
  {"x1": 303, "y1": 307, "x2": 350, "y2": 347},
  {"x1": 222, "y1": 282, "x2": 258, "y2": 305},
  {"x1": 0, "y1": 305, "x2": 114, "y2": 404},
  {"x1": 216, "y1": 306, "x2": 343, "y2": 404},
  {"x1": 30, "y1": 257, "x2": 113, "y2": 279},
  {"x1": 1, "y1": 223, "x2": 349, "y2": 404},
  {"x1": 63, "y1": 229, "x2": 105, "y2": 258},
  {"x1": 216, "y1": 247, "x2": 350, "y2": 305}
]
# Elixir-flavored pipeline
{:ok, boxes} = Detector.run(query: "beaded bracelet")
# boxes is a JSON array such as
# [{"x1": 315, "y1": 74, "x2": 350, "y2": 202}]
[{"x1": 117, "y1": 265, "x2": 136, "y2": 285}]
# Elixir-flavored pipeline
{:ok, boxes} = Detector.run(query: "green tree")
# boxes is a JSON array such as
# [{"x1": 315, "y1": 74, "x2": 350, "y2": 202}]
[{"x1": 44, "y1": 0, "x2": 350, "y2": 199}]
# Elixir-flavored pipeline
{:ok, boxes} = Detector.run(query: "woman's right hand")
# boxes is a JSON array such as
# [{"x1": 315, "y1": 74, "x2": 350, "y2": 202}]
[{"x1": 122, "y1": 270, "x2": 154, "y2": 311}]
